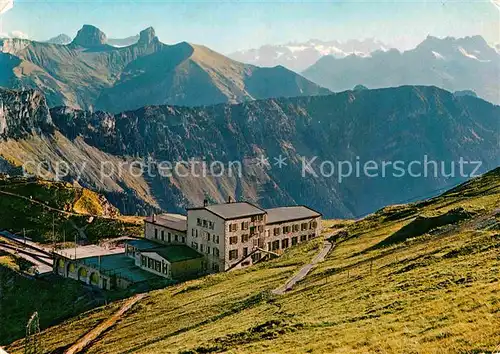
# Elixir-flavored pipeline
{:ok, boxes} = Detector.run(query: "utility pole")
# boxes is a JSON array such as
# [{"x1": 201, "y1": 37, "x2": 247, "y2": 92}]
[{"x1": 24, "y1": 312, "x2": 41, "y2": 354}]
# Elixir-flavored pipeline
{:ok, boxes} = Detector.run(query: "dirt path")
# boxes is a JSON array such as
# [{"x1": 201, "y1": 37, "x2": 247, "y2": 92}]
[
  {"x1": 272, "y1": 240, "x2": 334, "y2": 295},
  {"x1": 64, "y1": 293, "x2": 146, "y2": 354}
]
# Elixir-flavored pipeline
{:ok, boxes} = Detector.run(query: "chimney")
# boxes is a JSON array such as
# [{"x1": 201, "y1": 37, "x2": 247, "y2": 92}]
[
  {"x1": 152, "y1": 214, "x2": 156, "y2": 223},
  {"x1": 228, "y1": 196, "x2": 233, "y2": 204},
  {"x1": 203, "y1": 199, "x2": 208, "y2": 207}
]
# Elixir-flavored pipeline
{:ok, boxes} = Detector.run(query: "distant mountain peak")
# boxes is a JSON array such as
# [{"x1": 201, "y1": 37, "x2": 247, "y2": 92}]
[
  {"x1": 45, "y1": 34, "x2": 72, "y2": 45},
  {"x1": 72, "y1": 24, "x2": 107, "y2": 47},
  {"x1": 138, "y1": 27, "x2": 157, "y2": 45}
]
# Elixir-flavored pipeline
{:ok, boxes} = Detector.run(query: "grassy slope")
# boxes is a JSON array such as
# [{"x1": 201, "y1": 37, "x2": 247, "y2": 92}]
[
  {"x1": 0, "y1": 253, "x2": 107, "y2": 346},
  {"x1": 0, "y1": 177, "x2": 143, "y2": 243},
  {"x1": 6, "y1": 168, "x2": 500, "y2": 353}
]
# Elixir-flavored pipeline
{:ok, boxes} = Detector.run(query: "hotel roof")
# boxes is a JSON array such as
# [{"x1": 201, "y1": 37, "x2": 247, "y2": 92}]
[
  {"x1": 142, "y1": 244, "x2": 204, "y2": 263},
  {"x1": 265, "y1": 206, "x2": 321, "y2": 224},
  {"x1": 144, "y1": 213, "x2": 187, "y2": 232},
  {"x1": 189, "y1": 202, "x2": 266, "y2": 220}
]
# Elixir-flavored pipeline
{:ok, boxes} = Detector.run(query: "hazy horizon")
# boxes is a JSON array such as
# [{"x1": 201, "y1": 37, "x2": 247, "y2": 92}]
[{"x1": 1, "y1": 0, "x2": 498, "y2": 53}]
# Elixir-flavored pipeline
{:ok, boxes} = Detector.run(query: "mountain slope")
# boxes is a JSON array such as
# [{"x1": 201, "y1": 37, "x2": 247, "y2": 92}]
[
  {"x1": 0, "y1": 175, "x2": 142, "y2": 243},
  {"x1": 0, "y1": 86, "x2": 498, "y2": 218},
  {"x1": 303, "y1": 35, "x2": 500, "y2": 104},
  {"x1": 6, "y1": 167, "x2": 499, "y2": 353},
  {"x1": 0, "y1": 25, "x2": 329, "y2": 112}
]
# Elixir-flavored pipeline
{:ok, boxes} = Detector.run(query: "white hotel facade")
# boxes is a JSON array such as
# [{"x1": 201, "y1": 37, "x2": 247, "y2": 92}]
[{"x1": 145, "y1": 200, "x2": 322, "y2": 273}]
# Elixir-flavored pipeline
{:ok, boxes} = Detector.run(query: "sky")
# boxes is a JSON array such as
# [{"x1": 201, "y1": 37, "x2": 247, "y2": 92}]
[{"x1": 1, "y1": 0, "x2": 499, "y2": 53}]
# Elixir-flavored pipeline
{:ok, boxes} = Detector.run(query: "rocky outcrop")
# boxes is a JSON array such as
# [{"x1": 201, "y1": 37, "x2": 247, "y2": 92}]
[
  {"x1": 0, "y1": 89, "x2": 53, "y2": 139},
  {"x1": 71, "y1": 25, "x2": 107, "y2": 47},
  {"x1": 138, "y1": 27, "x2": 157, "y2": 45}
]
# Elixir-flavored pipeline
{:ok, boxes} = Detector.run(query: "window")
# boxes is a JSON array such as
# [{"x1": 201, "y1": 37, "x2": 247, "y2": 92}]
[
  {"x1": 154, "y1": 228, "x2": 158, "y2": 239},
  {"x1": 301, "y1": 223, "x2": 308, "y2": 231},
  {"x1": 250, "y1": 226, "x2": 256, "y2": 235},
  {"x1": 283, "y1": 226, "x2": 291, "y2": 234},
  {"x1": 168, "y1": 232, "x2": 171, "y2": 243},
  {"x1": 197, "y1": 218, "x2": 202, "y2": 226},
  {"x1": 241, "y1": 221, "x2": 249, "y2": 230},
  {"x1": 241, "y1": 234, "x2": 249, "y2": 243},
  {"x1": 192, "y1": 242, "x2": 198, "y2": 250},
  {"x1": 229, "y1": 223, "x2": 238, "y2": 232},
  {"x1": 174, "y1": 234, "x2": 179, "y2": 242},
  {"x1": 200, "y1": 244, "x2": 204, "y2": 252},
  {"x1": 292, "y1": 236, "x2": 298, "y2": 246},
  {"x1": 293, "y1": 224, "x2": 300, "y2": 232},
  {"x1": 301, "y1": 235, "x2": 307, "y2": 242},
  {"x1": 258, "y1": 225, "x2": 264, "y2": 232},
  {"x1": 272, "y1": 240, "x2": 280, "y2": 251},
  {"x1": 282, "y1": 238, "x2": 289, "y2": 249},
  {"x1": 212, "y1": 263, "x2": 220, "y2": 271},
  {"x1": 209, "y1": 221, "x2": 214, "y2": 230},
  {"x1": 203, "y1": 219, "x2": 208, "y2": 228},
  {"x1": 191, "y1": 229, "x2": 195, "y2": 237},
  {"x1": 243, "y1": 247, "x2": 248, "y2": 257},
  {"x1": 207, "y1": 246, "x2": 211, "y2": 254},
  {"x1": 312, "y1": 221, "x2": 318, "y2": 229},
  {"x1": 252, "y1": 215, "x2": 264, "y2": 222},
  {"x1": 182, "y1": 236, "x2": 186, "y2": 243},
  {"x1": 195, "y1": 229, "x2": 198, "y2": 238},
  {"x1": 229, "y1": 236, "x2": 238, "y2": 245},
  {"x1": 213, "y1": 248, "x2": 220, "y2": 257},
  {"x1": 229, "y1": 249, "x2": 239, "y2": 260},
  {"x1": 215, "y1": 235, "x2": 220, "y2": 244},
  {"x1": 267, "y1": 242, "x2": 271, "y2": 251},
  {"x1": 203, "y1": 231, "x2": 210, "y2": 241},
  {"x1": 273, "y1": 228, "x2": 280, "y2": 236},
  {"x1": 161, "y1": 230, "x2": 165, "y2": 241},
  {"x1": 141, "y1": 255, "x2": 146, "y2": 266}
]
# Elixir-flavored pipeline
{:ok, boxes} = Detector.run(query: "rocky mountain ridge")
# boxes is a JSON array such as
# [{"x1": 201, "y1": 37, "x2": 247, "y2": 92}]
[
  {"x1": 0, "y1": 25, "x2": 329, "y2": 113},
  {"x1": 0, "y1": 86, "x2": 498, "y2": 218}
]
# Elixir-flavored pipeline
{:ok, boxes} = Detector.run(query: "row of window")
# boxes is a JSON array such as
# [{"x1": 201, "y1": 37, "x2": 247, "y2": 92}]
[
  {"x1": 197, "y1": 218, "x2": 215, "y2": 230},
  {"x1": 191, "y1": 242, "x2": 221, "y2": 257},
  {"x1": 229, "y1": 223, "x2": 263, "y2": 234},
  {"x1": 229, "y1": 233, "x2": 252, "y2": 245},
  {"x1": 228, "y1": 245, "x2": 254, "y2": 261},
  {"x1": 191, "y1": 229, "x2": 220, "y2": 244},
  {"x1": 141, "y1": 255, "x2": 169, "y2": 275},
  {"x1": 273, "y1": 221, "x2": 318, "y2": 236},
  {"x1": 268, "y1": 234, "x2": 316, "y2": 251},
  {"x1": 154, "y1": 228, "x2": 186, "y2": 244}
]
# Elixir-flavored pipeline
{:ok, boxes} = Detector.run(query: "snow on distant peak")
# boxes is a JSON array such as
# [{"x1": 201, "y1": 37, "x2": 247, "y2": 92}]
[
  {"x1": 432, "y1": 51, "x2": 445, "y2": 60},
  {"x1": 459, "y1": 46, "x2": 490, "y2": 62},
  {"x1": 287, "y1": 45, "x2": 309, "y2": 53}
]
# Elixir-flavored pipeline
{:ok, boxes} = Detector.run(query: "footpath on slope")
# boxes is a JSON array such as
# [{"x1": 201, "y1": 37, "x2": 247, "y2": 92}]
[
  {"x1": 272, "y1": 240, "x2": 334, "y2": 295},
  {"x1": 64, "y1": 293, "x2": 146, "y2": 354}
]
